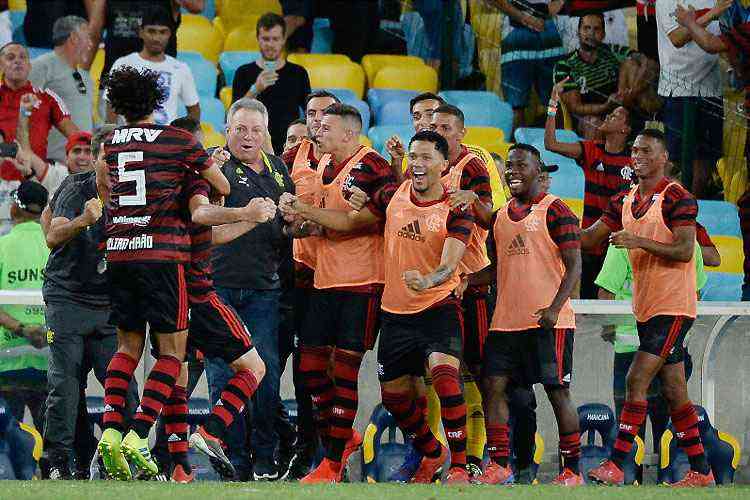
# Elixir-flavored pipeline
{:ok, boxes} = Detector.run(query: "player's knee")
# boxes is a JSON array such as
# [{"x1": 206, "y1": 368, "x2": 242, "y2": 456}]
[
  {"x1": 625, "y1": 370, "x2": 649, "y2": 399},
  {"x1": 544, "y1": 385, "x2": 570, "y2": 407},
  {"x1": 659, "y1": 376, "x2": 687, "y2": 407},
  {"x1": 232, "y1": 349, "x2": 266, "y2": 381},
  {"x1": 482, "y1": 377, "x2": 508, "y2": 404}
]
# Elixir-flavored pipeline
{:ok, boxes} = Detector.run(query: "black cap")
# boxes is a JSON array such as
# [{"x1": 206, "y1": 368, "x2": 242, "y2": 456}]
[
  {"x1": 541, "y1": 163, "x2": 559, "y2": 173},
  {"x1": 11, "y1": 181, "x2": 48, "y2": 214},
  {"x1": 141, "y1": 6, "x2": 173, "y2": 29}
]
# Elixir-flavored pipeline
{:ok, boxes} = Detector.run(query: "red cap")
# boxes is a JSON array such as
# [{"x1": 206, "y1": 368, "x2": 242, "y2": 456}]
[{"x1": 65, "y1": 131, "x2": 92, "y2": 155}]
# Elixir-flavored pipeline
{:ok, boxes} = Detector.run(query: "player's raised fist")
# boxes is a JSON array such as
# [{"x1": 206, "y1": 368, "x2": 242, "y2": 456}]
[
  {"x1": 347, "y1": 186, "x2": 369, "y2": 212},
  {"x1": 403, "y1": 269, "x2": 428, "y2": 291},
  {"x1": 82, "y1": 198, "x2": 103, "y2": 225}
]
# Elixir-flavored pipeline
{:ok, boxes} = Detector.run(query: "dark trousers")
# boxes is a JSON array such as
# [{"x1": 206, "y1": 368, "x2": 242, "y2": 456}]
[{"x1": 320, "y1": 0, "x2": 380, "y2": 62}]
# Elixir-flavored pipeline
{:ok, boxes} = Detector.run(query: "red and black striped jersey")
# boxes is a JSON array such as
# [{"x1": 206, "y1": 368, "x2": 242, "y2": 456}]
[
  {"x1": 602, "y1": 178, "x2": 697, "y2": 232},
  {"x1": 104, "y1": 124, "x2": 213, "y2": 263},
  {"x1": 184, "y1": 176, "x2": 214, "y2": 304}
]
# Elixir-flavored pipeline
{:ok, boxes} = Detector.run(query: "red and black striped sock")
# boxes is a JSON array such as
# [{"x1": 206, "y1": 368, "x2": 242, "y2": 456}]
[
  {"x1": 326, "y1": 350, "x2": 363, "y2": 463},
  {"x1": 431, "y1": 364, "x2": 467, "y2": 468},
  {"x1": 204, "y1": 369, "x2": 258, "y2": 440},
  {"x1": 486, "y1": 423, "x2": 510, "y2": 467},
  {"x1": 299, "y1": 346, "x2": 335, "y2": 442},
  {"x1": 131, "y1": 355, "x2": 181, "y2": 438},
  {"x1": 382, "y1": 391, "x2": 441, "y2": 458},
  {"x1": 671, "y1": 402, "x2": 710, "y2": 475},
  {"x1": 103, "y1": 352, "x2": 137, "y2": 433},
  {"x1": 163, "y1": 385, "x2": 189, "y2": 468},
  {"x1": 559, "y1": 431, "x2": 581, "y2": 474},
  {"x1": 612, "y1": 400, "x2": 648, "y2": 468}
]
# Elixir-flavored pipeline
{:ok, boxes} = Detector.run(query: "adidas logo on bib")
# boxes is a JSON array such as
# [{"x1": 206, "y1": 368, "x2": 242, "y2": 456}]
[
  {"x1": 397, "y1": 220, "x2": 426, "y2": 242},
  {"x1": 505, "y1": 234, "x2": 529, "y2": 256}
]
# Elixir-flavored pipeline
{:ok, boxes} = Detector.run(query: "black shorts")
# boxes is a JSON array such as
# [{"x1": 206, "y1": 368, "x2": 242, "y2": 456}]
[
  {"x1": 462, "y1": 290, "x2": 490, "y2": 370},
  {"x1": 107, "y1": 262, "x2": 189, "y2": 334},
  {"x1": 636, "y1": 315, "x2": 694, "y2": 365},
  {"x1": 377, "y1": 301, "x2": 464, "y2": 382},
  {"x1": 483, "y1": 328, "x2": 574, "y2": 388},
  {"x1": 188, "y1": 294, "x2": 254, "y2": 363},
  {"x1": 300, "y1": 288, "x2": 381, "y2": 352}
]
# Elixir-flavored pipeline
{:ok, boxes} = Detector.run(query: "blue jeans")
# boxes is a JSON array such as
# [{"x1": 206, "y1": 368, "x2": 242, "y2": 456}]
[{"x1": 210, "y1": 287, "x2": 281, "y2": 463}]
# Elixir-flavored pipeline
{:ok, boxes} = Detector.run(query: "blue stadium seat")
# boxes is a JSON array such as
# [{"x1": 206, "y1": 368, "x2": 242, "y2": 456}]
[
  {"x1": 697, "y1": 200, "x2": 741, "y2": 237},
  {"x1": 658, "y1": 406, "x2": 740, "y2": 485},
  {"x1": 311, "y1": 18, "x2": 334, "y2": 54},
  {"x1": 10, "y1": 10, "x2": 24, "y2": 44},
  {"x1": 516, "y1": 127, "x2": 580, "y2": 145},
  {"x1": 348, "y1": 98, "x2": 371, "y2": 128},
  {"x1": 366, "y1": 89, "x2": 418, "y2": 118},
  {"x1": 27, "y1": 47, "x2": 51, "y2": 61},
  {"x1": 368, "y1": 125, "x2": 413, "y2": 157},
  {"x1": 200, "y1": 97, "x2": 227, "y2": 132},
  {"x1": 375, "y1": 100, "x2": 412, "y2": 126},
  {"x1": 218, "y1": 51, "x2": 260, "y2": 88},
  {"x1": 439, "y1": 91, "x2": 513, "y2": 140},
  {"x1": 178, "y1": 52, "x2": 218, "y2": 97},
  {"x1": 313, "y1": 87, "x2": 357, "y2": 103},
  {"x1": 0, "y1": 398, "x2": 37, "y2": 480},
  {"x1": 401, "y1": 11, "x2": 432, "y2": 61},
  {"x1": 701, "y1": 272, "x2": 743, "y2": 301}
]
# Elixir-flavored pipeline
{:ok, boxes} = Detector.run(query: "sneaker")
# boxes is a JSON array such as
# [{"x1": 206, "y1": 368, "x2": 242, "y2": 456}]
[
  {"x1": 253, "y1": 456, "x2": 280, "y2": 481},
  {"x1": 473, "y1": 462, "x2": 514, "y2": 485},
  {"x1": 411, "y1": 445, "x2": 448, "y2": 484},
  {"x1": 171, "y1": 463, "x2": 195, "y2": 483},
  {"x1": 97, "y1": 428, "x2": 132, "y2": 481},
  {"x1": 299, "y1": 457, "x2": 341, "y2": 484},
  {"x1": 670, "y1": 470, "x2": 715, "y2": 487},
  {"x1": 466, "y1": 462, "x2": 483, "y2": 480},
  {"x1": 286, "y1": 444, "x2": 316, "y2": 481},
  {"x1": 189, "y1": 426, "x2": 236, "y2": 480},
  {"x1": 48, "y1": 465, "x2": 73, "y2": 480},
  {"x1": 588, "y1": 460, "x2": 624, "y2": 486},
  {"x1": 445, "y1": 466, "x2": 470, "y2": 485},
  {"x1": 121, "y1": 430, "x2": 159, "y2": 478},
  {"x1": 388, "y1": 445, "x2": 423, "y2": 483},
  {"x1": 552, "y1": 468, "x2": 584, "y2": 486},
  {"x1": 340, "y1": 430, "x2": 363, "y2": 470}
]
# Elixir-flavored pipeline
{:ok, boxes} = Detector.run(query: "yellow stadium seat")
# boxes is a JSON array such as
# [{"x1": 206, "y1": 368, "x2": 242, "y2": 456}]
[
  {"x1": 223, "y1": 25, "x2": 260, "y2": 52},
  {"x1": 464, "y1": 127, "x2": 506, "y2": 154},
  {"x1": 220, "y1": 0, "x2": 281, "y2": 33},
  {"x1": 288, "y1": 54, "x2": 351, "y2": 67},
  {"x1": 719, "y1": 156, "x2": 747, "y2": 201},
  {"x1": 306, "y1": 62, "x2": 366, "y2": 99},
  {"x1": 360, "y1": 135, "x2": 372, "y2": 147},
  {"x1": 220, "y1": 86, "x2": 233, "y2": 110},
  {"x1": 561, "y1": 99, "x2": 574, "y2": 131},
  {"x1": 562, "y1": 198, "x2": 584, "y2": 220},
  {"x1": 361, "y1": 55, "x2": 425, "y2": 86},
  {"x1": 711, "y1": 236, "x2": 744, "y2": 274},
  {"x1": 372, "y1": 65, "x2": 438, "y2": 93},
  {"x1": 89, "y1": 48, "x2": 105, "y2": 86},
  {"x1": 213, "y1": 17, "x2": 228, "y2": 40},
  {"x1": 727, "y1": 167, "x2": 748, "y2": 204},
  {"x1": 201, "y1": 123, "x2": 226, "y2": 148},
  {"x1": 8, "y1": 0, "x2": 26, "y2": 10},
  {"x1": 177, "y1": 16, "x2": 224, "y2": 63}
]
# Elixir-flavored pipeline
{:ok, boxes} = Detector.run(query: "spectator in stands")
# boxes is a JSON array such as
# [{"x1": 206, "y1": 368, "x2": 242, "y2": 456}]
[
  {"x1": 321, "y1": 0, "x2": 380, "y2": 63},
  {"x1": 40, "y1": 125, "x2": 138, "y2": 480},
  {"x1": 545, "y1": 78, "x2": 633, "y2": 298},
  {"x1": 495, "y1": 0, "x2": 567, "y2": 132},
  {"x1": 106, "y1": 7, "x2": 200, "y2": 126},
  {"x1": 281, "y1": 0, "x2": 315, "y2": 53},
  {"x1": 656, "y1": 0, "x2": 728, "y2": 199},
  {"x1": 233, "y1": 13, "x2": 311, "y2": 155},
  {"x1": 0, "y1": 129, "x2": 24, "y2": 236},
  {"x1": 210, "y1": 98, "x2": 294, "y2": 481},
  {"x1": 0, "y1": 180, "x2": 49, "y2": 432},
  {"x1": 23, "y1": 0, "x2": 90, "y2": 49},
  {"x1": 636, "y1": 0, "x2": 659, "y2": 60},
  {"x1": 284, "y1": 118, "x2": 308, "y2": 153},
  {"x1": 30, "y1": 16, "x2": 94, "y2": 164},
  {"x1": 0, "y1": 43, "x2": 79, "y2": 162},
  {"x1": 553, "y1": 14, "x2": 660, "y2": 139},
  {"x1": 557, "y1": 9, "x2": 629, "y2": 51}
]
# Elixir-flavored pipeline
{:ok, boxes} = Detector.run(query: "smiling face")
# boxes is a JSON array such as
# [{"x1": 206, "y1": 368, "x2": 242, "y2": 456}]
[
  {"x1": 599, "y1": 106, "x2": 630, "y2": 135},
  {"x1": 631, "y1": 134, "x2": 668, "y2": 181},
  {"x1": 411, "y1": 98, "x2": 441, "y2": 133},
  {"x1": 66, "y1": 144, "x2": 93, "y2": 174},
  {"x1": 226, "y1": 108, "x2": 267, "y2": 163},
  {"x1": 505, "y1": 148, "x2": 542, "y2": 199},
  {"x1": 306, "y1": 96, "x2": 337, "y2": 139},
  {"x1": 408, "y1": 140, "x2": 447, "y2": 194}
]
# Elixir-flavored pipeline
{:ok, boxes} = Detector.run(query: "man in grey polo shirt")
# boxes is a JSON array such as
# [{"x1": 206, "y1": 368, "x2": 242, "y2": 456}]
[{"x1": 30, "y1": 15, "x2": 94, "y2": 164}]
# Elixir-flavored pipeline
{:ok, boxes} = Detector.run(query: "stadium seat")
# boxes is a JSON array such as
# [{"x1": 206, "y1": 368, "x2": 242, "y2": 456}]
[
  {"x1": 8, "y1": 0, "x2": 25, "y2": 11},
  {"x1": 562, "y1": 198, "x2": 584, "y2": 219},
  {"x1": 374, "y1": 100, "x2": 411, "y2": 126},
  {"x1": 439, "y1": 91, "x2": 513, "y2": 139},
  {"x1": 658, "y1": 406, "x2": 740, "y2": 485},
  {"x1": 0, "y1": 398, "x2": 38, "y2": 480},
  {"x1": 348, "y1": 98, "x2": 371, "y2": 128},
  {"x1": 27, "y1": 47, "x2": 51, "y2": 61},
  {"x1": 697, "y1": 200, "x2": 740, "y2": 237},
  {"x1": 515, "y1": 127, "x2": 580, "y2": 145},
  {"x1": 463, "y1": 127, "x2": 507, "y2": 155},
  {"x1": 223, "y1": 25, "x2": 259, "y2": 52},
  {"x1": 361, "y1": 404, "x2": 418, "y2": 482},
  {"x1": 311, "y1": 17, "x2": 333, "y2": 54},
  {"x1": 288, "y1": 53, "x2": 351, "y2": 66},
  {"x1": 178, "y1": 52, "x2": 218, "y2": 97},
  {"x1": 89, "y1": 47, "x2": 105, "y2": 85},
  {"x1": 548, "y1": 164, "x2": 585, "y2": 199},
  {"x1": 199, "y1": 97, "x2": 226, "y2": 132},
  {"x1": 361, "y1": 54, "x2": 425, "y2": 86},
  {"x1": 305, "y1": 62, "x2": 366, "y2": 99},
  {"x1": 366, "y1": 89, "x2": 418, "y2": 116},
  {"x1": 219, "y1": 51, "x2": 260, "y2": 87},
  {"x1": 701, "y1": 272, "x2": 743, "y2": 301},
  {"x1": 368, "y1": 125, "x2": 414, "y2": 157},
  {"x1": 400, "y1": 11, "x2": 432, "y2": 61},
  {"x1": 372, "y1": 65, "x2": 438, "y2": 94},
  {"x1": 359, "y1": 135, "x2": 372, "y2": 148},
  {"x1": 201, "y1": 123, "x2": 226, "y2": 149},
  {"x1": 710, "y1": 236, "x2": 743, "y2": 274},
  {"x1": 216, "y1": 0, "x2": 275, "y2": 33},
  {"x1": 312, "y1": 87, "x2": 357, "y2": 103},
  {"x1": 9, "y1": 10, "x2": 24, "y2": 44},
  {"x1": 177, "y1": 15, "x2": 224, "y2": 63},
  {"x1": 219, "y1": 86, "x2": 232, "y2": 110}
]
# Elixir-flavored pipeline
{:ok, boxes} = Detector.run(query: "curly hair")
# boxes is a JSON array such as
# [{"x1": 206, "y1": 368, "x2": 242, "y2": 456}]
[{"x1": 104, "y1": 66, "x2": 167, "y2": 123}]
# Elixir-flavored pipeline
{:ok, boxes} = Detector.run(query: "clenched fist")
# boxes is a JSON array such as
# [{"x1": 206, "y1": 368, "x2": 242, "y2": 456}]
[
  {"x1": 82, "y1": 198, "x2": 103, "y2": 225},
  {"x1": 244, "y1": 197, "x2": 277, "y2": 223}
]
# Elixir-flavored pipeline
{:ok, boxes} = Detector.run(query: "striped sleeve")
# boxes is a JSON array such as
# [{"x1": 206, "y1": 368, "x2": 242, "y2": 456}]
[
  {"x1": 45, "y1": 88, "x2": 70, "y2": 125},
  {"x1": 602, "y1": 189, "x2": 627, "y2": 232},
  {"x1": 695, "y1": 222, "x2": 715, "y2": 248},
  {"x1": 547, "y1": 199, "x2": 581, "y2": 250},
  {"x1": 446, "y1": 208, "x2": 475, "y2": 245},
  {"x1": 460, "y1": 157, "x2": 492, "y2": 207},
  {"x1": 351, "y1": 152, "x2": 399, "y2": 218},
  {"x1": 662, "y1": 183, "x2": 697, "y2": 229}
]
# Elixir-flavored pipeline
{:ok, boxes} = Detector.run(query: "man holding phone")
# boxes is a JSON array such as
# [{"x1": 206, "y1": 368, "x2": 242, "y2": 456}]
[{"x1": 232, "y1": 13, "x2": 310, "y2": 155}]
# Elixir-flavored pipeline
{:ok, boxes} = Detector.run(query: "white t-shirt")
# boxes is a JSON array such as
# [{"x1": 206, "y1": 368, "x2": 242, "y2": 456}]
[
  {"x1": 38, "y1": 163, "x2": 69, "y2": 200},
  {"x1": 556, "y1": 10, "x2": 629, "y2": 52},
  {"x1": 656, "y1": 0, "x2": 722, "y2": 97},
  {"x1": 0, "y1": 179, "x2": 19, "y2": 236},
  {"x1": 108, "y1": 53, "x2": 200, "y2": 125}
]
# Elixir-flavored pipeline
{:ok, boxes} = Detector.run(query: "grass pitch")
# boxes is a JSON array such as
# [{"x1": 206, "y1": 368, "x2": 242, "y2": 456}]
[{"x1": 1, "y1": 481, "x2": 748, "y2": 500}]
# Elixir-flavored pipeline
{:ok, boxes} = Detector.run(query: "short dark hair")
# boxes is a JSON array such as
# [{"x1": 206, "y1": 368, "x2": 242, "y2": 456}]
[
  {"x1": 305, "y1": 90, "x2": 340, "y2": 108},
  {"x1": 434, "y1": 104, "x2": 464, "y2": 126},
  {"x1": 141, "y1": 6, "x2": 173, "y2": 29},
  {"x1": 171, "y1": 116, "x2": 201, "y2": 134},
  {"x1": 256, "y1": 12, "x2": 286, "y2": 36},
  {"x1": 508, "y1": 143, "x2": 542, "y2": 162},
  {"x1": 637, "y1": 128, "x2": 667, "y2": 149},
  {"x1": 578, "y1": 13, "x2": 605, "y2": 30},
  {"x1": 409, "y1": 92, "x2": 446, "y2": 114},
  {"x1": 288, "y1": 118, "x2": 306, "y2": 128},
  {"x1": 409, "y1": 130, "x2": 449, "y2": 159},
  {"x1": 105, "y1": 66, "x2": 167, "y2": 123},
  {"x1": 322, "y1": 103, "x2": 362, "y2": 130}
]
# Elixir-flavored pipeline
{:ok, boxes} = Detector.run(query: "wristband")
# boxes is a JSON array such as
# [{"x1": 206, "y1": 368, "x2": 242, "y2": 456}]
[{"x1": 547, "y1": 106, "x2": 558, "y2": 117}]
